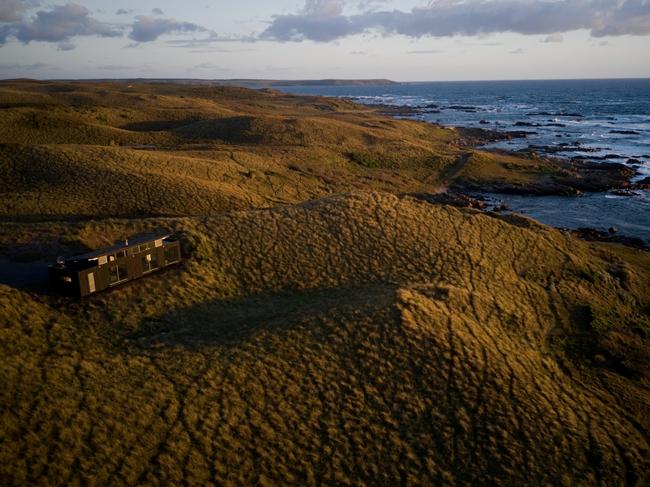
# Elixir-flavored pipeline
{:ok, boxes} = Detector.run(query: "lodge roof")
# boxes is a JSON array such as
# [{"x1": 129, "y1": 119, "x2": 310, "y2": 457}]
[{"x1": 69, "y1": 233, "x2": 172, "y2": 261}]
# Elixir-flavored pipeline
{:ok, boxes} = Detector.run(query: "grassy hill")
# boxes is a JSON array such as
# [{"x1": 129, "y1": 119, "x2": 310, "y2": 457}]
[
  {"x1": 0, "y1": 81, "x2": 648, "y2": 485},
  {"x1": 0, "y1": 79, "x2": 609, "y2": 218}
]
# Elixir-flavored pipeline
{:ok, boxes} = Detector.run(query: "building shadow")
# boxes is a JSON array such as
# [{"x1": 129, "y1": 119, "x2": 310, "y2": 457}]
[{"x1": 126, "y1": 283, "x2": 397, "y2": 350}]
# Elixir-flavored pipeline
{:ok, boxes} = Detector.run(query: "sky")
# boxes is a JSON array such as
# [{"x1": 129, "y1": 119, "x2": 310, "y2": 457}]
[{"x1": 0, "y1": 0, "x2": 649, "y2": 81}]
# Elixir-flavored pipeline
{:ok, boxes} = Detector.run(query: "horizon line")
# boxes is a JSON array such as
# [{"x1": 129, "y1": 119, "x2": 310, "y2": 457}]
[{"x1": 1, "y1": 76, "x2": 650, "y2": 84}]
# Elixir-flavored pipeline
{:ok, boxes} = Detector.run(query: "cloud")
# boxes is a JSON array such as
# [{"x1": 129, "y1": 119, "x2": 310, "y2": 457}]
[
  {"x1": 0, "y1": 61, "x2": 50, "y2": 70},
  {"x1": 96, "y1": 64, "x2": 132, "y2": 70},
  {"x1": 407, "y1": 49, "x2": 442, "y2": 54},
  {"x1": 152, "y1": 8, "x2": 164, "y2": 15},
  {"x1": 0, "y1": 0, "x2": 32, "y2": 22},
  {"x1": 164, "y1": 34, "x2": 256, "y2": 47},
  {"x1": 303, "y1": 0, "x2": 345, "y2": 17},
  {"x1": 261, "y1": 0, "x2": 358, "y2": 41},
  {"x1": 115, "y1": 9, "x2": 133, "y2": 16},
  {"x1": 129, "y1": 15, "x2": 205, "y2": 42},
  {"x1": 0, "y1": 25, "x2": 10, "y2": 45},
  {"x1": 262, "y1": 0, "x2": 650, "y2": 42},
  {"x1": 590, "y1": 0, "x2": 650, "y2": 36},
  {"x1": 6, "y1": 3, "x2": 122, "y2": 44},
  {"x1": 194, "y1": 62, "x2": 220, "y2": 69},
  {"x1": 541, "y1": 33, "x2": 564, "y2": 42},
  {"x1": 57, "y1": 41, "x2": 76, "y2": 50},
  {"x1": 189, "y1": 47, "x2": 232, "y2": 53},
  {"x1": 350, "y1": 49, "x2": 367, "y2": 54},
  {"x1": 0, "y1": 62, "x2": 60, "y2": 75},
  {"x1": 509, "y1": 48, "x2": 525, "y2": 54},
  {"x1": 187, "y1": 46, "x2": 257, "y2": 53},
  {"x1": 357, "y1": 0, "x2": 388, "y2": 12}
]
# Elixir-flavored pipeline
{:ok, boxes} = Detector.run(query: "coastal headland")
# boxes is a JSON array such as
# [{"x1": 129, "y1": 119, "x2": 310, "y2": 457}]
[{"x1": 1, "y1": 80, "x2": 648, "y2": 486}]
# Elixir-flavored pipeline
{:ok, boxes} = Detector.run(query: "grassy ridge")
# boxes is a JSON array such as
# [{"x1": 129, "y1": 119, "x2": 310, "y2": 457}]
[
  {"x1": 0, "y1": 81, "x2": 648, "y2": 485},
  {"x1": 0, "y1": 80, "x2": 584, "y2": 219}
]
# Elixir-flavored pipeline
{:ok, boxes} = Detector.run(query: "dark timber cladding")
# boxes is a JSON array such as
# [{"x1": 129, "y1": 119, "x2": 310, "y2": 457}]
[{"x1": 49, "y1": 234, "x2": 182, "y2": 297}]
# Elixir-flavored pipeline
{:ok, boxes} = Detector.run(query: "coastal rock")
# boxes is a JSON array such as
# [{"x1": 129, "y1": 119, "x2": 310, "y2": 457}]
[
  {"x1": 632, "y1": 176, "x2": 650, "y2": 190},
  {"x1": 527, "y1": 111, "x2": 583, "y2": 117},
  {"x1": 556, "y1": 161, "x2": 636, "y2": 192},
  {"x1": 492, "y1": 203, "x2": 511, "y2": 212},
  {"x1": 406, "y1": 192, "x2": 487, "y2": 209},
  {"x1": 453, "y1": 181, "x2": 582, "y2": 196},
  {"x1": 609, "y1": 189, "x2": 640, "y2": 197},
  {"x1": 455, "y1": 127, "x2": 513, "y2": 144},
  {"x1": 572, "y1": 227, "x2": 647, "y2": 249},
  {"x1": 504, "y1": 130, "x2": 535, "y2": 138},
  {"x1": 447, "y1": 105, "x2": 481, "y2": 112},
  {"x1": 528, "y1": 143, "x2": 604, "y2": 155},
  {"x1": 372, "y1": 104, "x2": 420, "y2": 116},
  {"x1": 453, "y1": 160, "x2": 635, "y2": 196},
  {"x1": 455, "y1": 127, "x2": 536, "y2": 145}
]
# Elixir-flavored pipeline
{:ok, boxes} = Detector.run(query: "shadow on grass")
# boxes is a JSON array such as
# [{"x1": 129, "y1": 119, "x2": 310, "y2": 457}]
[
  {"x1": 0, "y1": 241, "x2": 93, "y2": 292},
  {"x1": 0, "y1": 213, "x2": 183, "y2": 223},
  {"x1": 127, "y1": 283, "x2": 397, "y2": 349},
  {"x1": 0, "y1": 259, "x2": 50, "y2": 292},
  {"x1": 120, "y1": 120, "x2": 198, "y2": 132}
]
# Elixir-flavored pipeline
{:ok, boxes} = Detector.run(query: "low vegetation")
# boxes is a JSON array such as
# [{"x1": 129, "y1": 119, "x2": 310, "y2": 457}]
[
  {"x1": 0, "y1": 79, "x2": 592, "y2": 219},
  {"x1": 0, "y1": 81, "x2": 648, "y2": 486}
]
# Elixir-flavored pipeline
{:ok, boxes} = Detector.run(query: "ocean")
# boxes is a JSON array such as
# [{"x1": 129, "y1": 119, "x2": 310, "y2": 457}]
[{"x1": 279, "y1": 79, "x2": 650, "y2": 244}]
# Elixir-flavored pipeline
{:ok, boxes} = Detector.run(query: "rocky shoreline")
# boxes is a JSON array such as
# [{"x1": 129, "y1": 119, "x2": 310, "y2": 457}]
[
  {"x1": 453, "y1": 129, "x2": 648, "y2": 249},
  {"x1": 452, "y1": 156, "x2": 638, "y2": 195},
  {"x1": 374, "y1": 104, "x2": 646, "y2": 196},
  {"x1": 454, "y1": 126, "x2": 644, "y2": 194},
  {"x1": 407, "y1": 191, "x2": 648, "y2": 250},
  {"x1": 370, "y1": 102, "x2": 646, "y2": 195},
  {"x1": 369, "y1": 103, "x2": 648, "y2": 249}
]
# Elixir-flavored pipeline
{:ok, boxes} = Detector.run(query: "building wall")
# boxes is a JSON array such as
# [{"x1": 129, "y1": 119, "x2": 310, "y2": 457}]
[{"x1": 73, "y1": 240, "x2": 181, "y2": 297}]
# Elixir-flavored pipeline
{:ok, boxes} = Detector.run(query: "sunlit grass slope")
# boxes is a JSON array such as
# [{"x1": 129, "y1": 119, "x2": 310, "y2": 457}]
[
  {"x1": 0, "y1": 80, "x2": 587, "y2": 218},
  {"x1": 1, "y1": 192, "x2": 648, "y2": 485}
]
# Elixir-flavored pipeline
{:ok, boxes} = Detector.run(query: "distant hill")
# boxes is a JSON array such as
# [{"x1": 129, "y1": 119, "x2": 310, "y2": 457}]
[
  {"x1": 55, "y1": 78, "x2": 400, "y2": 88},
  {"x1": 221, "y1": 78, "x2": 400, "y2": 88}
]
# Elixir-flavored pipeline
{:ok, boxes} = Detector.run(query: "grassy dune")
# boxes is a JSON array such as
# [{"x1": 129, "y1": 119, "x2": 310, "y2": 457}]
[
  {"x1": 0, "y1": 80, "x2": 591, "y2": 219},
  {"x1": 0, "y1": 81, "x2": 649, "y2": 485}
]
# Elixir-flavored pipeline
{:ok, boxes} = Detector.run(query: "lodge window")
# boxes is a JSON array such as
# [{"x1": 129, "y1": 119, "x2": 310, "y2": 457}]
[
  {"x1": 164, "y1": 245, "x2": 180, "y2": 264},
  {"x1": 108, "y1": 262, "x2": 128, "y2": 285},
  {"x1": 118, "y1": 261, "x2": 128, "y2": 279},
  {"x1": 141, "y1": 252, "x2": 158, "y2": 273},
  {"x1": 138, "y1": 243, "x2": 155, "y2": 253},
  {"x1": 108, "y1": 265, "x2": 119, "y2": 284}
]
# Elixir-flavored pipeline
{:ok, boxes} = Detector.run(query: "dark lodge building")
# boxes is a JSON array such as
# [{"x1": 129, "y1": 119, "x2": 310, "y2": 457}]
[{"x1": 49, "y1": 234, "x2": 182, "y2": 297}]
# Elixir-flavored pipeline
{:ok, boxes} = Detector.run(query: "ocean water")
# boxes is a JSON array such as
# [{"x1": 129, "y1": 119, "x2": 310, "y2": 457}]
[{"x1": 279, "y1": 79, "x2": 650, "y2": 243}]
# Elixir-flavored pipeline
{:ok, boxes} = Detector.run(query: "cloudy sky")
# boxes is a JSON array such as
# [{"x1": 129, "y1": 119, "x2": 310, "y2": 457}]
[{"x1": 0, "y1": 0, "x2": 649, "y2": 80}]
